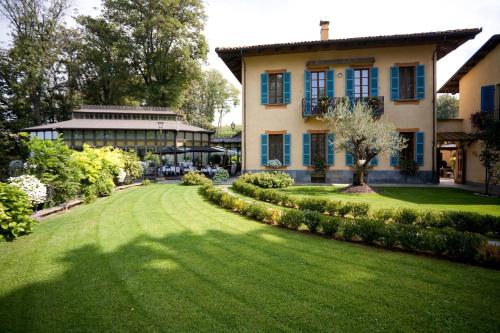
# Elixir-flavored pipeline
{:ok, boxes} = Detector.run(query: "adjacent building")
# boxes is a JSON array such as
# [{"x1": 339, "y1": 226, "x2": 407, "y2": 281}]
[
  {"x1": 216, "y1": 23, "x2": 480, "y2": 183},
  {"x1": 24, "y1": 105, "x2": 213, "y2": 166},
  {"x1": 438, "y1": 34, "x2": 500, "y2": 187}
]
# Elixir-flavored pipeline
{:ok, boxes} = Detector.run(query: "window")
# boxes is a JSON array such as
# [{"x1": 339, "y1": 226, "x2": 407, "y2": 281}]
[
  {"x1": 311, "y1": 71, "x2": 326, "y2": 100},
  {"x1": 399, "y1": 132, "x2": 415, "y2": 162},
  {"x1": 268, "y1": 73, "x2": 283, "y2": 104},
  {"x1": 399, "y1": 66, "x2": 415, "y2": 100},
  {"x1": 311, "y1": 133, "x2": 326, "y2": 164},
  {"x1": 354, "y1": 69, "x2": 369, "y2": 97},
  {"x1": 268, "y1": 134, "x2": 283, "y2": 163}
]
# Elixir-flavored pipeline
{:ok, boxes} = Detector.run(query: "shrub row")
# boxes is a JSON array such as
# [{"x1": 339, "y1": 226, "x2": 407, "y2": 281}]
[
  {"x1": 233, "y1": 179, "x2": 500, "y2": 237},
  {"x1": 181, "y1": 172, "x2": 212, "y2": 186},
  {"x1": 239, "y1": 171, "x2": 294, "y2": 188},
  {"x1": 200, "y1": 184, "x2": 499, "y2": 267}
]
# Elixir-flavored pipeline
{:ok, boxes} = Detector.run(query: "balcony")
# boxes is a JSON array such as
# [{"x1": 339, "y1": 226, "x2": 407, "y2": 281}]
[{"x1": 302, "y1": 96, "x2": 384, "y2": 118}]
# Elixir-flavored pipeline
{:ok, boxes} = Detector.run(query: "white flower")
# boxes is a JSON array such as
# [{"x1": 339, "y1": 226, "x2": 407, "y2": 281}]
[
  {"x1": 268, "y1": 159, "x2": 282, "y2": 168},
  {"x1": 8, "y1": 175, "x2": 47, "y2": 205},
  {"x1": 117, "y1": 169, "x2": 127, "y2": 183}
]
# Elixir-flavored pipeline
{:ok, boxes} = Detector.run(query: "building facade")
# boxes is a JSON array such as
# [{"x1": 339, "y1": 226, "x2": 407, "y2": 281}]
[
  {"x1": 217, "y1": 23, "x2": 480, "y2": 183},
  {"x1": 24, "y1": 105, "x2": 213, "y2": 166},
  {"x1": 438, "y1": 34, "x2": 500, "y2": 187}
]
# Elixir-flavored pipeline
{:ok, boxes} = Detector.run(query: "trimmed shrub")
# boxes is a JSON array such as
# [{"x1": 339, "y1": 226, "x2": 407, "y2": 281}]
[
  {"x1": 394, "y1": 208, "x2": 419, "y2": 225},
  {"x1": 298, "y1": 197, "x2": 329, "y2": 213},
  {"x1": 378, "y1": 224, "x2": 399, "y2": 248},
  {"x1": 181, "y1": 171, "x2": 212, "y2": 186},
  {"x1": 396, "y1": 224, "x2": 422, "y2": 250},
  {"x1": 415, "y1": 210, "x2": 444, "y2": 228},
  {"x1": 351, "y1": 202, "x2": 370, "y2": 218},
  {"x1": 320, "y1": 216, "x2": 340, "y2": 236},
  {"x1": 340, "y1": 219, "x2": 358, "y2": 241},
  {"x1": 239, "y1": 171, "x2": 294, "y2": 188},
  {"x1": 280, "y1": 209, "x2": 305, "y2": 230},
  {"x1": 355, "y1": 218, "x2": 385, "y2": 244},
  {"x1": 371, "y1": 208, "x2": 396, "y2": 221},
  {"x1": 213, "y1": 168, "x2": 229, "y2": 183},
  {"x1": 338, "y1": 203, "x2": 352, "y2": 217},
  {"x1": 303, "y1": 210, "x2": 322, "y2": 233},
  {"x1": 325, "y1": 200, "x2": 342, "y2": 216},
  {"x1": 0, "y1": 183, "x2": 36, "y2": 240}
]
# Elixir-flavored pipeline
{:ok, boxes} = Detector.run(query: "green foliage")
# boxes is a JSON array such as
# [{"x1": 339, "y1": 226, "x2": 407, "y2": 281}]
[
  {"x1": 320, "y1": 216, "x2": 340, "y2": 236},
  {"x1": 142, "y1": 179, "x2": 151, "y2": 186},
  {"x1": 27, "y1": 137, "x2": 81, "y2": 206},
  {"x1": 394, "y1": 208, "x2": 419, "y2": 225},
  {"x1": 303, "y1": 210, "x2": 322, "y2": 233},
  {"x1": 437, "y1": 94, "x2": 459, "y2": 120},
  {"x1": 239, "y1": 172, "x2": 294, "y2": 188},
  {"x1": 181, "y1": 172, "x2": 212, "y2": 186},
  {"x1": 0, "y1": 183, "x2": 36, "y2": 240},
  {"x1": 120, "y1": 150, "x2": 143, "y2": 181},
  {"x1": 213, "y1": 168, "x2": 229, "y2": 183},
  {"x1": 280, "y1": 209, "x2": 304, "y2": 230},
  {"x1": 298, "y1": 197, "x2": 329, "y2": 213}
]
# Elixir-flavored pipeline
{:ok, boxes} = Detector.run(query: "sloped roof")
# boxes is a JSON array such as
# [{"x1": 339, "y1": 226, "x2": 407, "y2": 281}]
[
  {"x1": 438, "y1": 34, "x2": 500, "y2": 94},
  {"x1": 24, "y1": 119, "x2": 213, "y2": 133},
  {"x1": 75, "y1": 105, "x2": 177, "y2": 115},
  {"x1": 216, "y1": 28, "x2": 482, "y2": 82}
]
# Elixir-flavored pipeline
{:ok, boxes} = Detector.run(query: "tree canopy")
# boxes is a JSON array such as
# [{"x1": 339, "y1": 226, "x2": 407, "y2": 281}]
[{"x1": 437, "y1": 94, "x2": 459, "y2": 120}]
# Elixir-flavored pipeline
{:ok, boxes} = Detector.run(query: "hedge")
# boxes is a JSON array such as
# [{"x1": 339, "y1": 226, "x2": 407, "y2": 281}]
[
  {"x1": 233, "y1": 179, "x2": 500, "y2": 237},
  {"x1": 200, "y1": 184, "x2": 499, "y2": 267}
]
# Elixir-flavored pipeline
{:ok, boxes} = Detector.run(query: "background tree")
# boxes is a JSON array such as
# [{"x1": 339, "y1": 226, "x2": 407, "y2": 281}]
[
  {"x1": 471, "y1": 112, "x2": 500, "y2": 195},
  {"x1": 437, "y1": 94, "x2": 459, "y2": 120},
  {"x1": 324, "y1": 101, "x2": 406, "y2": 186},
  {"x1": 181, "y1": 69, "x2": 239, "y2": 131}
]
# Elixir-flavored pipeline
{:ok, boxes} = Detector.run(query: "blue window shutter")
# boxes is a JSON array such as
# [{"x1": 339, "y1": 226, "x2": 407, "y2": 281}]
[
  {"x1": 370, "y1": 156, "x2": 378, "y2": 166},
  {"x1": 416, "y1": 132, "x2": 424, "y2": 166},
  {"x1": 481, "y1": 85, "x2": 495, "y2": 112},
  {"x1": 303, "y1": 133, "x2": 311, "y2": 166},
  {"x1": 304, "y1": 71, "x2": 311, "y2": 115},
  {"x1": 326, "y1": 69, "x2": 335, "y2": 98},
  {"x1": 260, "y1": 134, "x2": 268, "y2": 166},
  {"x1": 283, "y1": 72, "x2": 291, "y2": 104},
  {"x1": 390, "y1": 154, "x2": 399, "y2": 167},
  {"x1": 345, "y1": 68, "x2": 354, "y2": 99},
  {"x1": 327, "y1": 133, "x2": 335, "y2": 165},
  {"x1": 390, "y1": 67, "x2": 399, "y2": 100},
  {"x1": 345, "y1": 152, "x2": 354, "y2": 166},
  {"x1": 370, "y1": 67, "x2": 379, "y2": 97},
  {"x1": 416, "y1": 65, "x2": 425, "y2": 100},
  {"x1": 260, "y1": 73, "x2": 268, "y2": 105},
  {"x1": 283, "y1": 134, "x2": 291, "y2": 166}
]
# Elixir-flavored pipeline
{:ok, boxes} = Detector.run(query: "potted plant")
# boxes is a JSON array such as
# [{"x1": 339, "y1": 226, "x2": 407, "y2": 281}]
[{"x1": 311, "y1": 158, "x2": 326, "y2": 183}]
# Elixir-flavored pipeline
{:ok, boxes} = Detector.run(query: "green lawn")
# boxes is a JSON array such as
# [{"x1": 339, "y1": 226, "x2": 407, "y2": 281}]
[
  {"x1": 0, "y1": 184, "x2": 499, "y2": 332},
  {"x1": 278, "y1": 186, "x2": 500, "y2": 215}
]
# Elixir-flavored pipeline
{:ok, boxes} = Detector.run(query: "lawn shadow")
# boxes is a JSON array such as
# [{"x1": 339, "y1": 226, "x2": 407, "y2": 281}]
[{"x1": 1, "y1": 227, "x2": 499, "y2": 333}]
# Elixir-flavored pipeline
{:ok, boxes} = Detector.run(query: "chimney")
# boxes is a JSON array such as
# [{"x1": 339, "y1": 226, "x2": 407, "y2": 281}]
[{"x1": 320, "y1": 20, "x2": 330, "y2": 41}]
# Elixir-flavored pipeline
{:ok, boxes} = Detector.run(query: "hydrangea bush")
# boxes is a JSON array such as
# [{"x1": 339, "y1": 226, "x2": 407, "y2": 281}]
[
  {"x1": 8, "y1": 175, "x2": 47, "y2": 205},
  {"x1": 213, "y1": 168, "x2": 229, "y2": 183}
]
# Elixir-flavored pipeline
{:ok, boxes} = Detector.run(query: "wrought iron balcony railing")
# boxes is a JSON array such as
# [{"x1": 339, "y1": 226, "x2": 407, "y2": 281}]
[{"x1": 302, "y1": 96, "x2": 384, "y2": 118}]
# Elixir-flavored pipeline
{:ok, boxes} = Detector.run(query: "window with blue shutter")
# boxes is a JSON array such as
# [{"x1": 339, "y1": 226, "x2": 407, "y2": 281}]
[
  {"x1": 481, "y1": 85, "x2": 495, "y2": 112},
  {"x1": 370, "y1": 67, "x2": 378, "y2": 97},
  {"x1": 326, "y1": 70, "x2": 335, "y2": 98},
  {"x1": 345, "y1": 152, "x2": 354, "y2": 166},
  {"x1": 416, "y1": 65, "x2": 425, "y2": 100},
  {"x1": 369, "y1": 156, "x2": 378, "y2": 166},
  {"x1": 260, "y1": 134, "x2": 268, "y2": 166},
  {"x1": 260, "y1": 73, "x2": 268, "y2": 104},
  {"x1": 283, "y1": 72, "x2": 291, "y2": 104},
  {"x1": 283, "y1": 134, "x2": 291, "y2": 166},
  {"x1": 390, "y1": 154, "x2": 399, "y2": 167},
  {"x1": 304, "y1": 71, "x2": 311, "y2": 115},
  {"x1": 416, "y1": 132, "x2": 424, "y2": 166},
  {"x1": 303, "y1": 133, "x2": 311, "y2": 166},
  {"x1": 345, "y1": 68, "x2": 354, "y2": 100},
  {"x1": 327, "y1": 133, "x2": 335, "y2": 165},
  {"x1": 390, "y1": 67, "x2": 399, "y2": 100}
]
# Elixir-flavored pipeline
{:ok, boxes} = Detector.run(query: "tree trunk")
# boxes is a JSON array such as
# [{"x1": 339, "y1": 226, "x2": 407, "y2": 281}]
[{"x1": 353, "y1": 167, "x2": 364, "y2": 186}]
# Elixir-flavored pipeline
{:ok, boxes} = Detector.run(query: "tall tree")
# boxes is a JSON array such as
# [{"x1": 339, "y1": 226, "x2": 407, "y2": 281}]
[
  {"x1": 81, "y1": 0, "x2": 209, "y2": 107},
  {"x1": 181, "y1": 69, "x2": 239, "y2": 131},
  {"x1": 0, "y1": 0, "x2": 73, "y2": 126},
  {"x1": 437, "y1": 94, "x2": 459, "y2": 120},
  {"x1": 324, "y1": 101, "x2": 406, "y2": 186}
]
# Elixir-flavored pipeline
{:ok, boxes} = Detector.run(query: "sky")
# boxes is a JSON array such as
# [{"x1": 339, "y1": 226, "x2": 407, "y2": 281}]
[{"x1": 1, "y1": 0, "x2": 499, "y2": 125}]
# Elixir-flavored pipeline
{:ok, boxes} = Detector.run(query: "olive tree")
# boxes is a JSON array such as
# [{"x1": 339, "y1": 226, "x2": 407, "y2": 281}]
[{"x1": 323, "y1": 100, "x2": 406, "y2": 186}]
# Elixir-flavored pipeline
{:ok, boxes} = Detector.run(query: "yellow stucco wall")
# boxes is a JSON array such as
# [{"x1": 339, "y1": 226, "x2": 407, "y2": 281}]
[
  {"x1": 456, "y1": 44, "x2": 500, "y2": 184},
  {"x1": 242, "y1": 45, "x2": 436, "y2": 172}
]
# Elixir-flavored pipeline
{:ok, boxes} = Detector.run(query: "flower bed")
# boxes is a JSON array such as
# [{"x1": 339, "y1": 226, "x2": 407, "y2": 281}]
[{"x1": 200, "y1": 184, "x2": 500, "y2": 267}]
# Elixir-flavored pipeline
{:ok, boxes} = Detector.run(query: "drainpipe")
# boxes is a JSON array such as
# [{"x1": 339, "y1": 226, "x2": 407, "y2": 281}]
[
  {"x1": 241, "y1": 50, "x2": 247, "y2": 173},
  {"x1": 432, "y1": 48, "x2": 438, "y2": 183}
]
